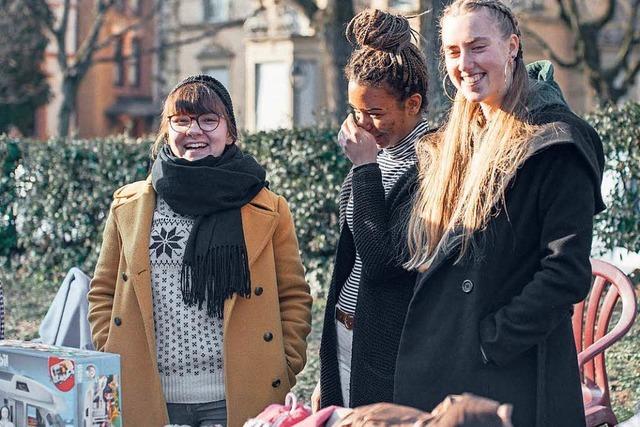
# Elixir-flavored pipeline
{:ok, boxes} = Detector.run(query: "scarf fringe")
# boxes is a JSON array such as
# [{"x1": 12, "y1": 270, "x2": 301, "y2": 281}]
[{"x1": 180, "y1": 245, "x2": 251, "y2": 318}]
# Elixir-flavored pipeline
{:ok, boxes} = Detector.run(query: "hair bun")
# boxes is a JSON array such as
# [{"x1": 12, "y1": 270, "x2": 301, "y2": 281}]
[{"x1": 346, "y1": 9, "x2": 413, "y2": 53}]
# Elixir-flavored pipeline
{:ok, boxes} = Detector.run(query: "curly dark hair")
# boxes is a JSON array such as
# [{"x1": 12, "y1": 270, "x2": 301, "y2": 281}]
[{"x1": 344, "y1": 9, "x2": 429, "y2": 112}]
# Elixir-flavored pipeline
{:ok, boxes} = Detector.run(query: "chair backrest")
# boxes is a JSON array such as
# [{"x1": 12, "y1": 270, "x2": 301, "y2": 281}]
[{"x1": 572, "y1": 259, "x2": 637, "y2": 404}]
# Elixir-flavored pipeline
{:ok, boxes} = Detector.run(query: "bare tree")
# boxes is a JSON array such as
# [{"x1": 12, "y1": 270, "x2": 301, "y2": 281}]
[
  {"x1": 26, "y1": 0, "x2": 241, "y2": 137},
  {"x1": 522, "y1": 0, "x2": 640, "y2": 105},
  {"x1": 0, "y1": 0, "x2": 51, "y2": 134}
]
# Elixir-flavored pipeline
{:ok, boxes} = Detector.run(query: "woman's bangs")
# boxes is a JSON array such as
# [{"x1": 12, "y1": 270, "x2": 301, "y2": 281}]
[{"x1": 165, "y1": 83, "x2": 225, "y2": 116}]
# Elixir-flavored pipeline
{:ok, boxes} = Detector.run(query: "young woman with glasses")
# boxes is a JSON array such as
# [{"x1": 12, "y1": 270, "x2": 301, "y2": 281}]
[{"x1": 88, "y1": 75, "x2": 312, "y2": 427}]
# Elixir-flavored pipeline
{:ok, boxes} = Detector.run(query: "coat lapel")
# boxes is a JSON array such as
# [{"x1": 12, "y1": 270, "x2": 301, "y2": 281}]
[
  {"x1": 113, "y1": 180, "x2": 158, "y2": 364},
  {"x1": 223, "y1": 192, "x2": 279, "y2": 334}
]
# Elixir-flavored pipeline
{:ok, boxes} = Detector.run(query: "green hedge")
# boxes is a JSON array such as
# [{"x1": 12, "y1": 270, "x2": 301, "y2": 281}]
[
  {"x1": 2, "y1": 102, "x2": 640, "y2": 307},
  {"x1": 585, "y1": 102, "x2": 640, "y2": 259},
  {"x1": 0, "y1": 128, "x2": 348, "y2": 329}
]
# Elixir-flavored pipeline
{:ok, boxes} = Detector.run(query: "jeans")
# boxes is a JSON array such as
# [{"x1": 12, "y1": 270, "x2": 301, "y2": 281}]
[
  {"x1": 166, "y1": 400, "x2": 227, "y2": 427},
  {"x1": 335, "y1": 318, "x2": 353, "y2": 407}
]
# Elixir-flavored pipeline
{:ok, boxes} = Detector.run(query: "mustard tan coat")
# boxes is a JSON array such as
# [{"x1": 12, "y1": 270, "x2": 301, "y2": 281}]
[{"x1": 88, "y1": 178, "x2": 312, "y2": 427}]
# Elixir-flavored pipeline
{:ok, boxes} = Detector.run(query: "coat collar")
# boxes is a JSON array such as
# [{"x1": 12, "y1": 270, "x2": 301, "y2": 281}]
[
  {"x1": 112, "y1": 178, "x2": 278, "y2": 271},
  {"x1": 111, "y1": 178, "x2": 279, "y2": 362}
]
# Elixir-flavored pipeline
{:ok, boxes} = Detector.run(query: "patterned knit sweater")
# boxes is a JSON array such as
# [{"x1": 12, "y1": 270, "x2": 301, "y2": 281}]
[
  {"x1": 149, "y1": 197, "x2": 225, "y2": 404},
  {"x1": 320, "y1": 124, "x2": 433, "y2": 408}
]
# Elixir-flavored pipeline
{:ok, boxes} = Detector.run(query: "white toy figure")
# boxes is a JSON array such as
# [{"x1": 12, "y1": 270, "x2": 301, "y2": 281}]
[{"x1": 0, "y1": 406, "x2": 15, "y2": 427}]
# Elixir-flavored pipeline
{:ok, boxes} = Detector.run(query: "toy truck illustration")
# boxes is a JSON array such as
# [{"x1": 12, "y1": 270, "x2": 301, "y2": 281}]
[
  {"x1": 0, "y1": 341, "x2": 122, "y2": 427},
  {"x1": 0, "y1": 371, "x2": 66, "y2": 426}
]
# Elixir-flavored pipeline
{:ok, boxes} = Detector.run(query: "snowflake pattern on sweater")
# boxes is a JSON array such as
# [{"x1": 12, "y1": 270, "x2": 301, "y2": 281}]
[{"x1": 149, "y1": 197, "x2": 225, "y2": 403}]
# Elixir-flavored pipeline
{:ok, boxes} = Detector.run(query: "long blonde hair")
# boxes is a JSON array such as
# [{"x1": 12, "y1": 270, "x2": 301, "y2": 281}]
[{"x1": 405, "y1": 0, "x2": 535, "y2": 271}]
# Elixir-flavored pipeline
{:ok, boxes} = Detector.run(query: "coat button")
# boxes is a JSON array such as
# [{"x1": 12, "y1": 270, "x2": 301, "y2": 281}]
[
  {"x1": 121, "y1": 272, "x2": 128, "y2": 282},
  {"x1": 114, "y1": 317, "x2": 122, "y2": 326},
  {"x1": 461, "y1": 280, "x2": 474, "y2": 293},
  {"x1": 271, "y1": 379, "x2": 281, "y2": 388},
  {"x1": 263, "y1": 332, "x2": 273, "y2": 342},
  {"x1": 254, "y1": 287, "x2": 264, "y2": 296}
]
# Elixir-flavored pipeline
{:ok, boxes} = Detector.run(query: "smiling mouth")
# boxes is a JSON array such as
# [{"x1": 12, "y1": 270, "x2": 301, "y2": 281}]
[
  {"x1": 461, "y1": 73, "x2": 485, "y2": 87},
  {"x1": 184, "y1": 142, "x2": 209, "y2": 150}
]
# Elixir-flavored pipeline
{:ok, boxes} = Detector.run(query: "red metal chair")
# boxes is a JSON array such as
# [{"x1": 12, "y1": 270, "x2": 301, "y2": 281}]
[{"x1": 572, "y1": 259, "x2": 637, "y2": 427}]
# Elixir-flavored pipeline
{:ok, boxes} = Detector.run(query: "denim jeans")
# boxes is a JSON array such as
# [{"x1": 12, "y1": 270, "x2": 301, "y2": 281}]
[
  {"x1": 335, "y1": 318, "x2": 353, "y2": 407},
  {"x1": 166, "y1": 400, "x2": 226, "y2": 427}
]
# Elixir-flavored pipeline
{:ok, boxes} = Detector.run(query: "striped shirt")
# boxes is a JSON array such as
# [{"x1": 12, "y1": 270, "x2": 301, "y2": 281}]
[{"x1": 337, "y1": 120, "x2": 429, "y2": 315}]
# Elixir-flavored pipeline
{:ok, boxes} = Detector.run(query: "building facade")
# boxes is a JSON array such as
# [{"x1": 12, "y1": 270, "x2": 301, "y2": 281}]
[
  {"x1": 37, "y1": 0, "x2": 157, "y2": 139},
  {"x1": 36, "y1": 0, "x2": 639, "y2": 138}
]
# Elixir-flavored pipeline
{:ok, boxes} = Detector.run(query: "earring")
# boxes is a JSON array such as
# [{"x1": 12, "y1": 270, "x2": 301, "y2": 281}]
[
  {"x1": 504, "y1": 57, "x2": 514, "y2": 87},
  {"x1": 442, "y1": 74, "x2": 456, "y2": 102}
]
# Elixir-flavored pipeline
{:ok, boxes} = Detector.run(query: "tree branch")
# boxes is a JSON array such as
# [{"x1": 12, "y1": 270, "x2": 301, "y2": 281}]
[
  {"x1": 73, "y1": 0, "x2": 117, "y2": 77},
  {"x1": 591, "y1": 0, "x2": 616, "y2": 29},
  {"x1": 91, "y1": 19, "x2": 243, "y2": 64},
  {"x1": 522, "y1": 26, "x2": 582, "y2": 68},
  {"x1": 621, "y1": 56, "x2": 640, "y2": 89},
  {"x1": 608, "y1": 0, "x2": 640, "y2": 75},
  {"x1": 52, "y1": 0, "x2": 72, "y2": 72},
  {"x1": 91, "y1": 0, "x2": 163, "y2": 53},
  {"x1": 555, "y1": 0, "x2": 571, "y2": 26},
  {"x1": 562, "y1": 0, "x2": 583, "y2": 32},
  {"x1": 56, "y1": 0, "x2": 71, "y2": 40}
]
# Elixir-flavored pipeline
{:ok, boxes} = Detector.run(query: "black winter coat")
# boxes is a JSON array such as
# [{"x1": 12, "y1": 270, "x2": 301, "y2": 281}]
[
  {"x1": 393, "y1": 107, "x2": 605, "y2": 427},
  {"x1": 320, "y1": 163, "x2": 418, "y2": 408}
]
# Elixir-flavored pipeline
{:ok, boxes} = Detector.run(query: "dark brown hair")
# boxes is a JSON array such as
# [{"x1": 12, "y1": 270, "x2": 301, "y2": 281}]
[
  {"x1": 345, "y1": 9, "x2": 429, "y2": 111},
  {"x1": 152, "y1": 82, "x2": 238, "y2": 158}
]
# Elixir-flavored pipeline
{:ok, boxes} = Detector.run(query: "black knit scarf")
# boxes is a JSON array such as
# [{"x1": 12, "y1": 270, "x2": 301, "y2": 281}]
[{"x1": 151, "y1": 144, "x2": 266, "y2": 318}]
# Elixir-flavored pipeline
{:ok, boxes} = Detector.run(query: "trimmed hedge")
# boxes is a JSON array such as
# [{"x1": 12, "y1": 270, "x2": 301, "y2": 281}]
[
  {"x1": 585, "y1": 102, "x2": 640, "y2": 259},
  {"x1": 2, "y1": 102, "x2": 640, "y2": 304},
  {"x1": 0, "y1": 128, "x2": 348, "y2": 326}
]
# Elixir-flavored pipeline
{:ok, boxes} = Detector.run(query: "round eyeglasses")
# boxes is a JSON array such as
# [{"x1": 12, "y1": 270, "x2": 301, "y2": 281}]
[{"x1": 168, "y1": 113, "x2": 221, "y2": 133}]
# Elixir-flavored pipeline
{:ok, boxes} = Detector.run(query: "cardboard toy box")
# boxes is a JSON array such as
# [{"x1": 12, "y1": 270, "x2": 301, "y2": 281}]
[{"x1": 0, "y1": 340, "x2": 122, "y2": 427}]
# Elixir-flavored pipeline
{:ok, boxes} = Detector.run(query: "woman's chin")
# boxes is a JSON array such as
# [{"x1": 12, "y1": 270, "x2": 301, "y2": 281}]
[{"x1": 182, "y1": 149, "x2": 211, "y2": 161}]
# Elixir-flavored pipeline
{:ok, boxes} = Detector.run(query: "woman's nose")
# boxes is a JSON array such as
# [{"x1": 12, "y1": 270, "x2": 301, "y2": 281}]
[
  {"x1": 186, "y1": 119, "x2": 203, "y2": 134},
  {"x1": 459, "y1": 50, "x2": 473, "y2": 72},
  {"x1": 356, "y1": 113, "x2": 373, "y2": 130}
]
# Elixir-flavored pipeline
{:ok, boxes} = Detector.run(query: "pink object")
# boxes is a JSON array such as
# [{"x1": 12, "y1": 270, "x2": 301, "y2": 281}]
[
  {"x1": 253, "y1": 393, "x2": 312, "y2": 427},
  {"x1": 295, "y1": 406, "x2": 343, "y2": 427},
  {"x1": 572, "y1": 259, "x2": 637, "y2": 427}
]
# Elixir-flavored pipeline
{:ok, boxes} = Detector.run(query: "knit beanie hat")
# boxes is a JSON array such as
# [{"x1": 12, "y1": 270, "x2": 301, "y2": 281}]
[{"x1": 171, "y1": 74, "x2": 237, "y2": 133}]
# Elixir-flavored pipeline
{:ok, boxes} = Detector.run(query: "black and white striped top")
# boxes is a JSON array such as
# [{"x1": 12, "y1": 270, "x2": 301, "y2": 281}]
[{"x1": 337, "y1": 120, "x2": 429, "y2": 315}]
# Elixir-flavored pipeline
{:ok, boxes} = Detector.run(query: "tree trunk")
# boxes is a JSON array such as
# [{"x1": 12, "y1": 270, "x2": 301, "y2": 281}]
[
  {"x1": 58, "y1": 77, "x2": 78, "y2": 137},
  {"x1": 323, "y1": 0, "x2": 354, "y2": 123},
  {"x1": 420, "y1": 0, "x2": 452, "y2": 125}
]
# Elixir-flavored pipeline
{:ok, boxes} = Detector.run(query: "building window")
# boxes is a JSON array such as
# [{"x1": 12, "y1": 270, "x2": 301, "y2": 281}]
[
  {"x1": 203, "y1": 66, "x2": 230, "y2": 89},
  {"x1": 114, "y1": 37, "x2": 125, "y2": 86},
  {"x1": 127, "y1": 38, "x2": 141, "y2": 87},
  {"x1": 255, "y1": 62, "x2": 290, "y2": 130},
  {"x1": 292, "y1": 60, "x2": 317, "y2": 127},
  {"x1": 203, "y1": 0, "x2": 229, "y2": 23}
]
